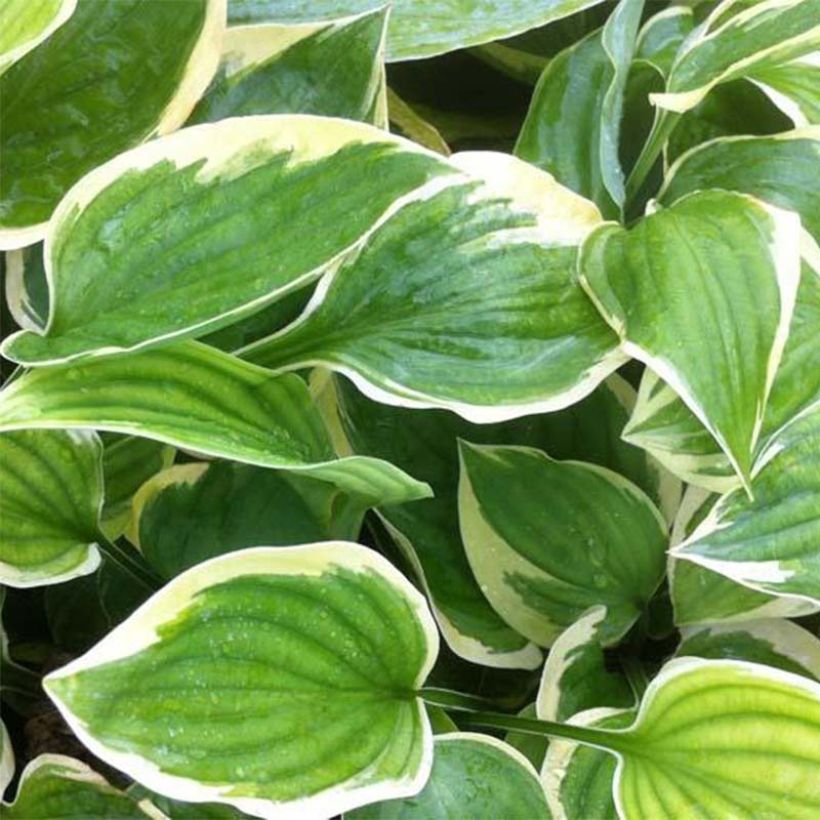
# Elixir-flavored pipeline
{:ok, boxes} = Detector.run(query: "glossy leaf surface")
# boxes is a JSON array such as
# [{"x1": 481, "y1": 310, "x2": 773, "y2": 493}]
[
  {"x1": 458, "y1": 443, "x2": 667, "y2": 646},
  {"x1": 2, "y1": 116, "x2": 452, "y2": 366},
  {"x1": 0, "y1": 429, "x2": 102, "y2": 587},
  {"x1": 45, "y1": 543, "x2": 439, "y2": 818},
  {"x1": 228, "y1": 0, "x2": 607, "y2": 61},
  {"x1": 245, "y1": 153, "x2": 621, "y2": 423},
  {"x1": 581, "y1": 190, "x2": 801, "y2": 488},
  {"x1": 0, "y1": 0, "x2": 224, "y2": 247},
  {"x1": 0, "y1": 342, "x2": 431, "y2": 505}
]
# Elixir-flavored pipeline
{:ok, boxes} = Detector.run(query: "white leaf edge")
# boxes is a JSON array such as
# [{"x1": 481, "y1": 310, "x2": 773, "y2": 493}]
[
  {"x1": 244, "y1": 151, "x2": 626, "y2": 424},
  {"x1": 44, "y1": 542, "x2": 439, "y2": 820},
  {"x1": 2, "y1": 114, "x2": 453, "y2": 364},
  {"x1": 0, "y1": 0, "x2": 227, "y2": 251},
  {"x1": 0, "y1": 428, "x2": 103, "y2": 588}
]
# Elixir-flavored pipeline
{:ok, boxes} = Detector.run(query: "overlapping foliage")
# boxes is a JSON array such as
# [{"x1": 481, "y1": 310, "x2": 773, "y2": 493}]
[{"x1": 1, "y1": 1, "x2": 818, "y2": 818}]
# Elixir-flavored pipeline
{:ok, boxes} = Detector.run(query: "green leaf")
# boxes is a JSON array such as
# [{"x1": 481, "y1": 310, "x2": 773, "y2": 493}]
[
  {"x1": 580, "y1": 189, "x2": 801, "y2": 489},
  {"x1": 623, "y1": 261, "x2": 820, "y2": 491},
  {"x1": 457, "y1": 442, "x2": 667, "y2": 646},
  {"x1": 0, "y1": 341, "x2": 431, "y2": 505},
  {"x1": 652, "y1": 0, "x2": 820, "y2": 115},
  {"x1": 132, "y1": 461, "x2": 368, "y2": 578},
  {"x1": 515, "y1": 0, "x2": 646, "y2": 217},
  {"x1": 44, "y1": 543, "x2": 439, "y2": 817},
  {"x1": 244, "y1": 152, "x2": 622, "y2": 422},
  {"x1": 635, "y1": 5, "x2": 694, "y2": 78},
  {"x1": 667, "y1": 486, "x2": 814, "y2": 625},
  {"x1": 2, "y1": 115, "x2": 452, "y2": 366},
  {"x1": 348, "y1": 733, "x2": 550, "y2": 819},
  {"x1": 188, "y1": 9, "x2": 388, "y2": 127},
  {"x1": 504, "y1": 704, "x2": 550, "y2": 769},
  {"x1": 0, "y1": 0, "x2": 75, "y2": 76},
  {"x1": 675, "y1": 407, "x2": 820, "y2": 607},
  {"x1": 101, "y1": 436, "x2": 175, "y2": 540},
  {"x1": 0, "y1": 719, "x2": 12, "y2": 795},
  {"x1": 333, "y1": 372, "x2": 677, "y2": 668},
  {"x1": 1, "y1": 754, "x2": 148, "y2": 819},
  {"x1": 677, "y1": 619, "x2": 820, "y2": 680},
  {"x1": 0, "y1": 0, "x2": 225, "y2": 248},
  {"x1": 623, "y1": 369, "x2": 737, "y2": 494},
  {"x1": 661, "y1": 129, "x2": 820, "y2": 261},
  {"x1": 665, "y1": 78, "x2": 792, "y2": 165},
  {"x1": 750, "y1": 55, "x2": 820, "y2": 125},
  {"x1": 129, "y1": 785, "x2": 249, "y2": 819},
  {"x1": 228, "y1": 0, "x2": 607, "y2": 62},
  {"x1": 469, "y1": 41, "x2": 549, "y2": 85},
  {"x1": 0, "y1": 429, "x2": 102, "y2": 587},
  {"x1": 536, "y1": 607, "x2": 634, "y2": 723},
  {"x1": 4, "y1": 244, "x2": 48, "y2": 332},
  {"x1": 610, "y1": 658, "x2": 820, "y2": 817},
  {"x1": 386, "y1": 88, "x2": 451, "y2": 156},
  {"x1": 542, "y1": 707, "x2": 632, "y2": 820}
]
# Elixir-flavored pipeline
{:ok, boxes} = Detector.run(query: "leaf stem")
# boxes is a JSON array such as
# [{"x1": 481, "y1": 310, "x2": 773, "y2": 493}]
[
  {"x1": 624, "y1": 111, "x2": 679, "y2": 205},
  {"x1": 96, "y1": 533, "x2": 163, "y2": 592},
  {"x1": 420, "y1": 688, "x2": 626, "y2": 753}
]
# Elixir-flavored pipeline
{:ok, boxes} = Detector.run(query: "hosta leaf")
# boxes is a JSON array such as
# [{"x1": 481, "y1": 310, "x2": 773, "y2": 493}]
[
  {"x1": 668, "y1": 487, "x2": 816, "y2": 625},
  {"x1": 652, "y1": 0, "x2": 820, "y2": 115},
  {"x1": 228, "y1": 0, "x2": 607, "y2": 62},
  {"x1": 349, "y1": 733, "x2": 550, "y2": 819},
  {"x1": 665, "y1": 78, "x2": 792, "y2": 165},
  {"x1": 244, "y1": 152, "x2": 622, "y2": 422},
  {"x1": 609, "y1": 658, "x2": 820, "y2": 817},
  {"x1": 386, "y1": 89, "x2": 451, "y2": 156},
  {"x1": 542, "y1": 707, "x2": 631, "y2": 820},
  {"x1": 670, "y1": 557, "x2": 818, "y2": 625},
  {"x1": 1, "y1": 116, "x2": 452, "y2": 366},
  {"x1": 132, "y1": 462, "x2": 367, "y2": 578},
  {"x1": 0, "y1": 341, "x2": 431, "y2": 505},
  {"x1": 334, "y1": 373, "x2": 677, "y2": 668},
  {"x1": 188, "y1": 9, "x2": 388, "y2": 127},
  {"x1": 580, "y1": 189, "x2": 801, "y2": 489},
  {"x1": 660, "y1": 128, "x2": 820, "y2": 260},
  {"x1": 623, "y1": 369, "x2": 737, "y2": 494},
  {"x1": 750, "y1": 54, "x2": 820, "y2": 125},
  {"x1": 0, "y1": 429, "x2": 102, "y2": 587},
  {"x1": 0, "y1": 0, "x2": 225, "y2": 249},
  {"x1": 44, "y1": 543, "x2": 439, "y2": 818},
  {"x1": 0, "y1": 719, "x2": 13, "y2": 794},
  {"x1": 101, "y1": 436, "x2": 175, "y2": 540},
  {"x1": 635, "y1": 5, "x2": 694, "y2": 78},
  {"x1": 457, "y1": 442, "x2": 667, "y2": 646},
  {"x1": 4, "y1": 245, "x2": 48, "y2": 332},
  {"x1": 129, "y1": 785, "x2": 249, "y2": 819},
  {"x1": 623, "y1": 262, "x2": 820, "y2": 491},
  {"x1": 677, "y1": 619, "x2": 820, "y2": 680},
  {"x1": 0, "y1": 0, "x2": 75, "y2": 76},
  {"x1": 515, "y1": 0, "x2": 645, "y2": 217},
  {"x1": 1, "y1": 755, "x2": 148, "y2": 819},
  {"x1": 675, "y1": 407, "x2": 820, "y2": 607},
  {"x1": 504, "y1": 704, "x2": 549, "y2": 769},
  {"x1": 536, "y1": 607, "x2": 633, "y2": 723}
]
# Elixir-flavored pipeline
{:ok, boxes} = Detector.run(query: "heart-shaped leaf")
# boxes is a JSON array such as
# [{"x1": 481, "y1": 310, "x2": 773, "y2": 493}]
[
  {"x1": 580, "y1": 189, "x2": 801, "y2": 489},
  {"x1": 45, "y1": 543, "x2": 439, "y2": 818},
  {"x1": 0, "y1": 429, "x2": 102, "y2": 587},
  {"x1": 458, "y1": 442, "x2": 667, "y2": 646}
]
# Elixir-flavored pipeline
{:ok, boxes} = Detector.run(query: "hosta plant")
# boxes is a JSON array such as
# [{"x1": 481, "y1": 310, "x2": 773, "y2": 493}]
[{"x1": 1, "y1": 1, "x2": 819, "y2": 818}]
